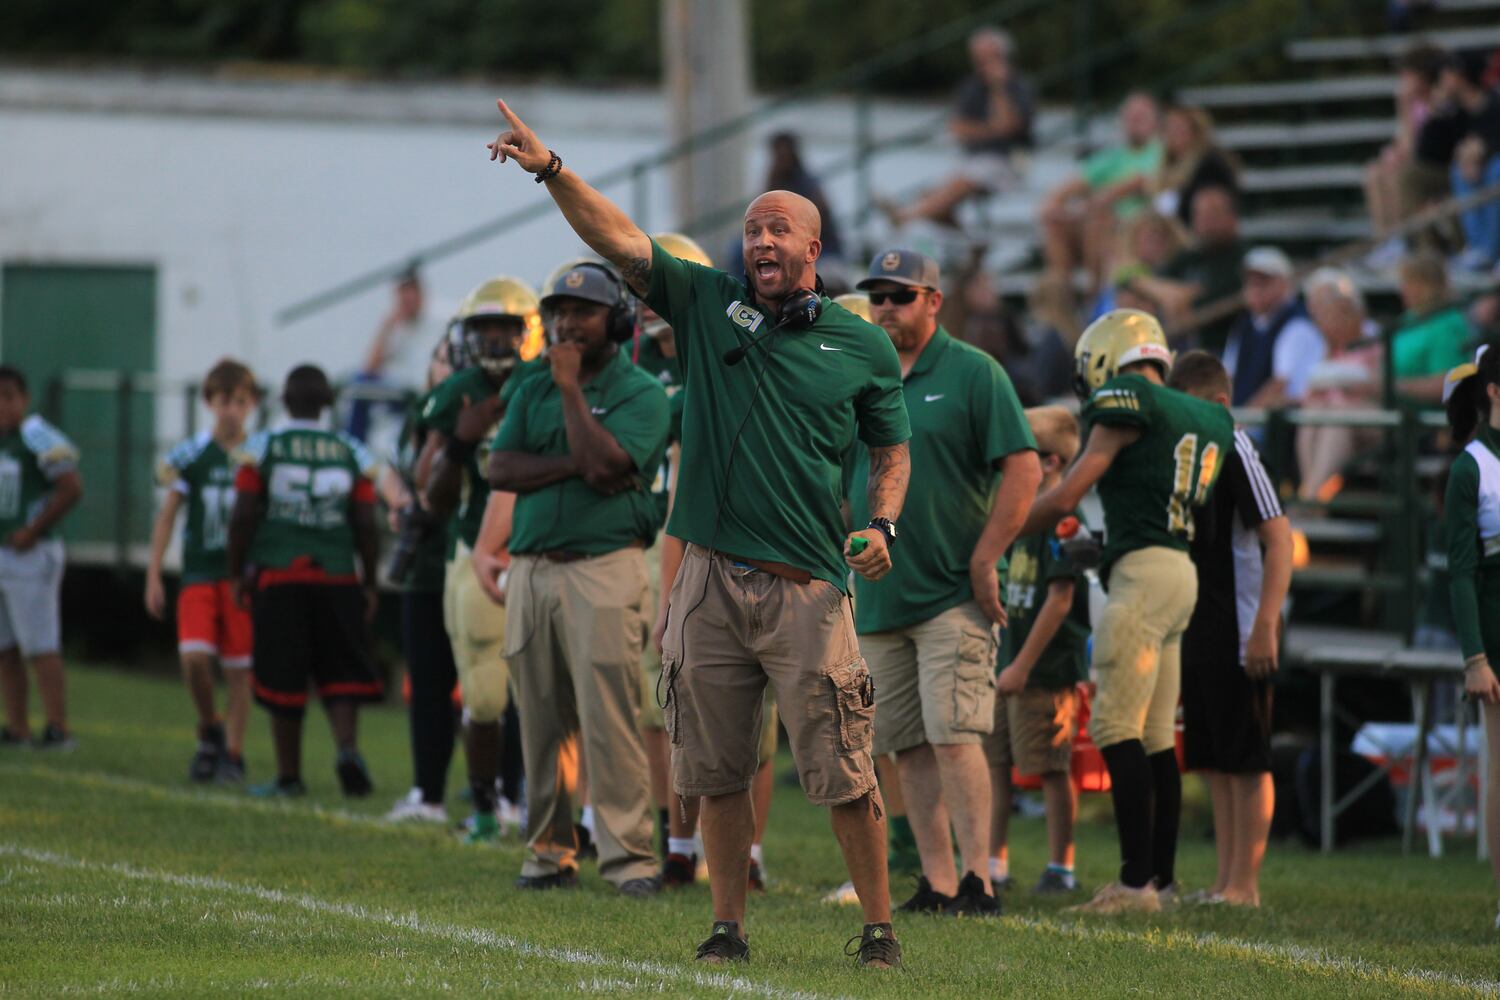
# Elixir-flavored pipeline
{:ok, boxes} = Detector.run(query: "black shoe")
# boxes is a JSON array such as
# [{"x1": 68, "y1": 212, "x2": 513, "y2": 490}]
[
  {"x1": 662, "y1": 852, "x2": 697, "y2": 888},
  {"x1": 748, "y1": 858, "x2": 766, "y2": 893},
  {"x1": 514, "y1": 869, "x2": 579, "y2": 891},
  {"x1": 845, "y1": 922, "x2": 901, "y2": 969},
  {"x1": 575, "y1": 822, "x2": 597, "y2": 861},
  {"x1": 33, "y1": 724, "x2": 75, "y2": 751},
  {"x1": 896, "y1": 875, "x2": 952, "y2": 914},
  {"x1": 944, "y1": 871, "x2": 1001, "y2": 917},
  {"x1": 216, "y1": 754, "x2": 246, "y2": 785},
  {"x1": 335, "y1": 748, "x2": 374, "y2": 798},
  {"x1": 618, "y1": 876, "x2": 661, "y2": 898},
  {"x1": 0, "y1": 727, "x2": 29, "y2": 748},
  {"x1": 695, "y1": 921, "x2": 750, "y2": 964},
  {"x1": 189, "y1": 722, "x2": 225, "y2": 783}
]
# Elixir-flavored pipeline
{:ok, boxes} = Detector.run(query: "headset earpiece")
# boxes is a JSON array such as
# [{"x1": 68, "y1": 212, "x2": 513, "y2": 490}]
[
  {"x1": 777, "y1": 288, "x2": 822, "y2": 330},
  {"x1": 572, "y1": 262, "x2": 635, "y2": 343}
]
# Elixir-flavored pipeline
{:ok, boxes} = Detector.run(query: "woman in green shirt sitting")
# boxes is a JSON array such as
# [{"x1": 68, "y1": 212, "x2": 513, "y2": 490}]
[{"x1": 1442, "y1": 345, "x2": 1500, "y2": 930}]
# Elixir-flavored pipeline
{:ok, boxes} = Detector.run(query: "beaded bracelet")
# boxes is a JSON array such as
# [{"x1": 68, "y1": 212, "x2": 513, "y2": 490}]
[{"x1": 534, "y1": 151, "x2": 562, "y2": 183}]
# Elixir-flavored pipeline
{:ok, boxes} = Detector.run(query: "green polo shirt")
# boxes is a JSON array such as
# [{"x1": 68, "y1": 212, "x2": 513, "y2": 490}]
[
  {"x1": 492, "y1": 348, "x2": 669, "y2": 555},
  {"x1": 643, "y1": 238, "x2": 910, "y2": 591},
  {"x1": 849, "y1": 328, "x2": 1036, "y2": 632}
]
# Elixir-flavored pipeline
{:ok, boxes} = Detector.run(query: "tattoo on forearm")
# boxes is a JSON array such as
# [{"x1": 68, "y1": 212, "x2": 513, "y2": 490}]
[
  {"x1": 867, "y1": 442, "x2": 910, "y2": 521},
  {"x1": 621, "y1": 257, "x2": 652, "y2": 297}
]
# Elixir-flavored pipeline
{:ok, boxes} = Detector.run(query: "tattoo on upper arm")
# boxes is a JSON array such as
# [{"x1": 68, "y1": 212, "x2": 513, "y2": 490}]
[
  {"x1": 621, "y1": 257, "x2": 651, "y2": 297},
  {"x1": 866, "y1": 441, "x2": 910, "y2": 521}
]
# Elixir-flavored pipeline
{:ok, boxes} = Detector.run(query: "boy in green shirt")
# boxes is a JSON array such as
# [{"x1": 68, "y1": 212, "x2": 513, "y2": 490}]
[
  {"x1": 229, "y1": 365, "x2": 382, "y2": 798},
  {"x1": 146, "y1": 359, "x2": 261, "y2": 784},
  {"x1": 988, "y1": 405, "x2": 1090, "y2": 897},
  {"x1": 0, "y1": 366, "x2": 83, "y2": 750}
]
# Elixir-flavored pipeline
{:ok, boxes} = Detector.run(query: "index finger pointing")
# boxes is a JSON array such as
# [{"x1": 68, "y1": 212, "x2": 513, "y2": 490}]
[{"x1": 496, "y1": 98, "x2": 524, "y2": 129}]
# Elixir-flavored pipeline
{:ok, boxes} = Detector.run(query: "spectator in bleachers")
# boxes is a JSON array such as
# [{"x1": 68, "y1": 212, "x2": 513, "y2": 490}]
[
  {"x1": 1440, "y1": 51, "x2": 1500, "y2": 271},
  {"x1": 1364, "y1": 45, "x2": 1445, "y2": 251},
  {"x1": 1133, "y1": 183, "x2": 1246, "y2": 354},
  {"x1": 1393, "y1": 250, "x2": 1475, "y2": 401},
  {"x1": 881, "y1": 28, "x2": 1034, "y2": 229},
  {"x1": 1150, "y1": 105, "x2": 1239, "y2": 228},
  {"x1": 1222, "y1": 247, "x2": 1325, "y2": 408},
  {"x1": 1091, "y1": 212, "x2": 1189, "y2": 321},
  {"x1": 1039, "y1": 93, "x2": 1162, "y2": 299},
  {"x1": 766, "y1": 132, "x2": 844, "y2": 263},
  {"x1": 1296, "y1": 270, "x2": 1384, "y2": 501}
]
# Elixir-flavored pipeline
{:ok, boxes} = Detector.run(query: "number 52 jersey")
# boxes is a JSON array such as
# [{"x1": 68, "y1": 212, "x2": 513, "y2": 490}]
[
  {"x1": 233, "y1": 420, "x2": 377, "y2": 577},
  {"x1": 1082, "y1": 373, "x2": 1235, "y2": 582}
]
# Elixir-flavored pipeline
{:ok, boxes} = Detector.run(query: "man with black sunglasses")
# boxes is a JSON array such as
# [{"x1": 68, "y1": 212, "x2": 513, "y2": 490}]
[{"x1": 849, "y1": 249, "x2": 1040, "y2": 916}]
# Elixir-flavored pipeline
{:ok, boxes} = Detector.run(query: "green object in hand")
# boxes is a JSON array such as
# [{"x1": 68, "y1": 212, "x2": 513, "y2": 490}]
[{"x1": 848, "y1": 536, "x2": 868, "y2": 556}]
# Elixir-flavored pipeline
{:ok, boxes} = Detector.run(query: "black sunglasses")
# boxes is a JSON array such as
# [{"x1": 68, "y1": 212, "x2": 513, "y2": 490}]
[{"x1": 868, "y1": 288, "x2": 926, "y2": 306}]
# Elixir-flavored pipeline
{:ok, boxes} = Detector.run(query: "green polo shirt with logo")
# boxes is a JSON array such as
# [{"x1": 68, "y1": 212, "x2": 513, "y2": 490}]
[
  {"x1": 849, "y1": 328, "x2": 1035, "y2": 632},
  {"x1": 643, "y1": 238, "x2": 910, "y2": 591},
  {"x1": 493, "y1": 348, "x2": 669, "y2": 555}
]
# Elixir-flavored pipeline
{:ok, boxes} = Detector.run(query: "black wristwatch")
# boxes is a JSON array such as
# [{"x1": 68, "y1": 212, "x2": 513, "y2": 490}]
[{"x1": 867, "y1": 518, "x2": 898, "y2": 548}]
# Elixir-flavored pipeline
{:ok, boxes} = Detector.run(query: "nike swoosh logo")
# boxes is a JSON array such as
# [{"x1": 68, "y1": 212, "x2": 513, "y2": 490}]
[
  {"x1": 819, "y1": 344, "x2": 842, "y2": 352},
  {"x1": 924, "y1": 394, "x2": 944, "y2": 402}
]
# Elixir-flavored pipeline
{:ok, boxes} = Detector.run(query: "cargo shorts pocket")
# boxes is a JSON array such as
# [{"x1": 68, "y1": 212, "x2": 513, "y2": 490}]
[
  {"x1": 662, "y1": 652, "x2": 690, "y2": 749},
  {"x1": 952, "y1": 629, "x2": 998, "y2": 734},
  {"x1": 827, "y1": 658, "x2": 874, "y2": 755}
]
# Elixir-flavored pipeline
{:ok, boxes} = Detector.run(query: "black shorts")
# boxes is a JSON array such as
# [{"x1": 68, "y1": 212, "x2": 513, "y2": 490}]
[
  {"x1": 1181, "y1": 642, "x2": 1273, "y2": 774},
  {"x1": 252, "y1": 583, "x2": 382, "y2": 718}
]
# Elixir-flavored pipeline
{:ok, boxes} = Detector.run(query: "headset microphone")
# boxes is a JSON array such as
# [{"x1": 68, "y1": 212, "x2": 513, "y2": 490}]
[{"x1": 722, "y1": 288, "x2": 822, "y2": 367}]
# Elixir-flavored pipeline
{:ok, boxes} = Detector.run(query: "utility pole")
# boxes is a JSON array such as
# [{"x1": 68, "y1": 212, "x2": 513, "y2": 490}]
[{"x1": 662, "y1": 0, "x2": 749, "y2": 242}]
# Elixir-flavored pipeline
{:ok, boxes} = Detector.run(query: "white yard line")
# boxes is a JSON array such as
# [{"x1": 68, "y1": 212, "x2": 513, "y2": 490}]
[
  {"x1": 1, "y1": 844, "x2": 837, "y2": 1000},
  {"x1": 1007, "y1": 914, "x2": 1500, "y2": 997}
]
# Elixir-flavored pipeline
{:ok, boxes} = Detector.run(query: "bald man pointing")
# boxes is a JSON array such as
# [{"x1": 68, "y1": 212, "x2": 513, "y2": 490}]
[{"x1": 490, "y1": 101, "x2": 911, "y2": 969}]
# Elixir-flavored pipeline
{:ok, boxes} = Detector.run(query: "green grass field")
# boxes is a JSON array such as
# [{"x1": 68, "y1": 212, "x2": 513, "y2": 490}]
[{"x1": 2, "y1": 662, "x2": 1497, "y2": 998}]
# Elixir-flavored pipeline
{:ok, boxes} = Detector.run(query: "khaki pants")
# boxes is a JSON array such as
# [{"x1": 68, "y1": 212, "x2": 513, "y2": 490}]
[
  {"x1": 444, "y1": 541, "x2": 509, "y2": 722},
  {"x1": 1089, "y1": 547, "x2": 1197, "y2": 754},
  {"x1": 504, "y1": 547, "x2": 656, "y2": 885}
]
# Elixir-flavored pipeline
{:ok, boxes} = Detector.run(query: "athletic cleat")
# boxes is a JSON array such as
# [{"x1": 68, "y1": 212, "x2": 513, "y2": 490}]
[
  {"x1": 216, "y1": 755, "x2": 246, "y2": 785},
  {"x1": 386, "y1": 788, "x2": 446, "y2": 823},
  {"x1": 0, "y1": 727, "x2": 29, "y2": 748},
  {"x1": 248, "y1": 777, "x2": 307, "y2": 798},
  {"x1": 944, "y1": 871, "x2": 1000, "y2": 917},
  {"x1": 662, "y1": 852, "x2": 697, "y2": 888},
  {"x1": 822, "y1": 880, "x2": 860, "y2": 905},
  {"x1": 33, "y1": 725, "x2": 75, "y2": 751},
  {"x1": 896, "y1": 875, "x2": 953, "y2": 914},
  {"x1": 1033, "y1": 867, "x2": 1079, "y2": 895},
  {"x1": 748, "y1": 858, "x2": 766, "y2": 893},
  {"x1": 845, "y1": 922, "x2": 901, "y2": 969},
  {"x1": 1066, "y1": 881, "x2": 1162, "y2": 915},
  {"x1": 695, "y1": 921, "x2": 750, "y2": 964},
  {"x1": 335, "y1": 748, "x2": 374, "y2": 798},
  {"x1": 514, "y1": 869, "x2": 579, "y2": 891},
  {"x1": 464, "y1": 810, "x2": 500, "y2": 844},
  {"x1": 188, "y1": 723, "x2": 225, "y2": 783},
  {"x1": 1153, "y1": 880, "x2": 1180, "y2": 906},
  {"x1": 618, "y1": 875, "x2": 661, "y2": 898}
]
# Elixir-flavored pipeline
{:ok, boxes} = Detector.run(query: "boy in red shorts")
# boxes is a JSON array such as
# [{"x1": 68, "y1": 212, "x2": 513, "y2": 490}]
[
  {"x1": 146, "y1": 359, "x2": 261, "y2": 784},
  {"x1": 228, "y1": 365, "x2": 383, "y2": 798}
]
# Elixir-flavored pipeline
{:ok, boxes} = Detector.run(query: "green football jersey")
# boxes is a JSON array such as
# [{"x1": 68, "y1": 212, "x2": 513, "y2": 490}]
[
  {"x1": 237, "y1": 421, "x2": 377, "y2": 575},
  {"x1": 1082, "y1": 373, "x2": 1235, "y2": 580},
  {"x1": 635, "y1": 338, "x2": 686, "y2": 525},
  {"x1": 0, "y1": 415, "x2": 79, "y2": 540},
  {"x1": 1002, "y1": 521, "x2": 1090, "y2": 689},
  {"x1": 159, "y1": 432, "x2": 239, "y2": 582}
]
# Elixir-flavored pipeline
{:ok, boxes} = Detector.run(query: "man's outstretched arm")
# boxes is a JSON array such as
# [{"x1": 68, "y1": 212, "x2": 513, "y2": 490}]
[{"x1": 488, "y1": 99, "x2": 654, "y2": 294}]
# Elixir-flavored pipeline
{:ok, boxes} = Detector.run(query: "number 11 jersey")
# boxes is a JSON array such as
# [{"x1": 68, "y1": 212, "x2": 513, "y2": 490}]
[
  {"x1": 160, "y1": 432, "x2": 239, "y2": 583},
  {"x1": 1082, "y1": 373, "x2": 1235, "y2": 582}
]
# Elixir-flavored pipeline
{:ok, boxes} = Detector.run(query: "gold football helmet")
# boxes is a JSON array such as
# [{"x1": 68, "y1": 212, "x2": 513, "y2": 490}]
[
  {"x1": 1073, "y1": 308, "x2": 1173, "y2": 399},
  {"x1": 833, "y1": 292, "x2": 873, "y2": 324},
  {"x1": 652, "y1": 231, "x2": 713, "y2": 268},
  {"x1": 456, "y1": 276, "x2": 541, "y2": 374}
]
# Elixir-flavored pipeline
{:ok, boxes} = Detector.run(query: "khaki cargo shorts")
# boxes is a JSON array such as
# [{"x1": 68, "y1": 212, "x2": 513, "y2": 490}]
[
  {"x1": 661, "y1": 545, "x2": 875, "y2": 807},
  {"x1": 859, "y1": 601, "x2": 997, "y2": 756},
  {"x1": 986, "y1": 686, "x2": 1079, "y2": 776}
]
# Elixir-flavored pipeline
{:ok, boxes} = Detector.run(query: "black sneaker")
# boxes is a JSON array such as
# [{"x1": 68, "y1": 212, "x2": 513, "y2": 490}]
[
  {"x1": 0, "y1": 727, "x2": 29, "y2": 748},
  {"x1": 189, "y1": 723, "x2": 225, "y2": 783},
  {"x1": 896, "y1": 875, "x2": 952, "y2": 914},
  {"x1": 695, "y1": 921, "x2": 750, "y2": 964},
  {"x1": 748, "y1": 858, "x2": 766, "y2": 893},
  {"x1": 662, "y1": 852, "x2": 697, "y2": 888},
  {"x1": 845, "y1": 922, "x2": 901, "y2": 969},
  {"x1": 217, "y1": 754, "x2": 246, "y2": 785},
  {"x1": 618, "y1": 876, "x2": 661, "y2": 898},
  {"x1": 33, "y1": 724, "x2": 75, "y2": 751},
  {"x1": 335, "y1": 748, "x2": 374, "y2": 798},
  {"x1": 944, "y1": 871, "x2": 1001, "y2": 917},
  {"x1": 514, "y1": 869, "x2": 579, "y2": 891}
]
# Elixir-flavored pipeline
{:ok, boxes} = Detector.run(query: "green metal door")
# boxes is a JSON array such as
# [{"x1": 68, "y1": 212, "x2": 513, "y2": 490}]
[{"x1": 0, "y1": 265, "x2": 157, "y2": 564}]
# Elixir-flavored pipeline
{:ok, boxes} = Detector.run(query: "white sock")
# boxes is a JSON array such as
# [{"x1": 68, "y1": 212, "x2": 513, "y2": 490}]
[
  {"x1": 580, "y1": 806, "x2": 595, "y2": 835},
  {"x1": 749, "y1": 843, "x2": 764, "y2": 865},
  {"x1": 668, "y1": 837, "x2": 696, "y2": 857},
  {"x1": 990, "y1": 856, "x2": 1008, "y2": 881}
]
